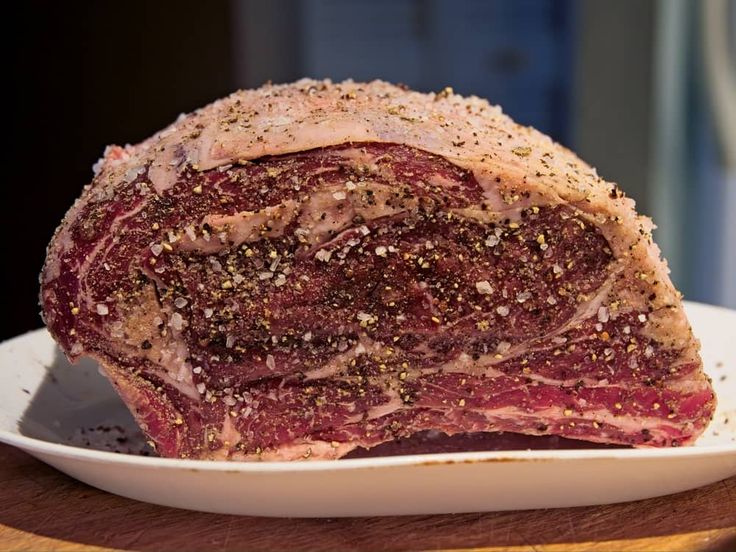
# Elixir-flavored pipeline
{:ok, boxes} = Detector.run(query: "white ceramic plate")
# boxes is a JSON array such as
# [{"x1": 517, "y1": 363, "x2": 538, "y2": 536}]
[{"x1": 0, "y1": 301, "x2": 734, "y2": 517}]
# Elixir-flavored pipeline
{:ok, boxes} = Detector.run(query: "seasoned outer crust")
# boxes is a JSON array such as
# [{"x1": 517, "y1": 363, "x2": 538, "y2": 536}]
[
  {"x1": 41, "y1": 80, "x2": 716, "y2": 458},
  {"x1": 43, "y1": 79, "x2": 699, "y2": 364}
]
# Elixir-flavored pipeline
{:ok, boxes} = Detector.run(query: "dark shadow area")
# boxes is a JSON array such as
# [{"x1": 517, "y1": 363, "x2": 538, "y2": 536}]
[
  {"x1": 18, "y1": 349, "x2": 149, "y2": 455},
  {"x1": 5, "y1": 0, "x2": 234, "y2": 342},
  {"x1": 0, "y1": 444, "x2": 734, "y2": 551},
  {"x1": 346, "y1": 430, "x2": 623, "y2": 458}
]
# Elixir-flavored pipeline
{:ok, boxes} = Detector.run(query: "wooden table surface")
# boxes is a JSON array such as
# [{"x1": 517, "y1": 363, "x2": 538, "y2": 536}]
[{"x1": 0, "y1": 444, "x2": 733, "y2": 552}]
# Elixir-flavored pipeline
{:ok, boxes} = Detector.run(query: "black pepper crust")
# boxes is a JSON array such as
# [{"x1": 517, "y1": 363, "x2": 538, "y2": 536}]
[{"x1": 39, "y1": 81, "x2": 715, "y2": 460}]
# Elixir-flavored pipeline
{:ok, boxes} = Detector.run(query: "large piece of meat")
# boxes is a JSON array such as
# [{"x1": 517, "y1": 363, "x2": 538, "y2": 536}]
[{"x1": 40, "y1": 80, "x2": 716, "y2": 460}]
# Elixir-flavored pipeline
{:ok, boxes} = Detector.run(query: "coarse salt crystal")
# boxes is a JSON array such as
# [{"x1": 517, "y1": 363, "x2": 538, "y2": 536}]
[
  {"x1": 174, "y1": 297, "x2": 188, "y2": 309},
  {"x1": 516, "y1": 291, "x2": 532, "y2": 303},
  {"x1": 150, "y1": 243, "x2": 163, "y2": 256},
  {"x1": 496, "y1": 305, "x2": 510, "y2": 316},
  {"x1": 315, "y1": 249, "x2": 332, "y2": 262},
  {"x1": 638, "y1": 314, "x2": 647, "y2": 322},
  {"x1": 123, "y1": 166, "x2": 143, "y2": 183},
  {"x1": 204, "y1": 308, "x2": 213, "y2": 319},
  {"x1": 345, "y1": 181, "x2": 357, "y2": 191},
  {"x1": 96, "y1": 304, "x2": 109, "y2": 316},
  {"x1": 496, "y1": 341, "x2": 511, "y2": 353},
  {"x1": 193, "y1": 366, "x2": 203, "y2": 374},
  {"x1": 553, "y1": 264, "x2": 563, "y2": 274},
  {"x1": 274, "y1": 274, "x2": 287, "y2": 286},
  {"x1": 597, "y1": 306, "x2": 609, "y2": 323},
  {"x1": 359, "y1": 225, "x2": 370, "y2": 236},
  {"x1": 258, "y1": 271, "x2": 274, "y2": 280},
  {"x1": 169, "y1": 312, "x2": 184, "y2": 330},
  {"x1": 485, "y1": 235, "x2": 500, "y2": 247},
  {"x1": 226, "y1": 335, "x2": 236, "y2": 348},
  {"x1": 209, "y1": 258, "x2": 222, "y2": 272},
  {"x1": 269, "y1": 256, "x2": 281, "y2": 272},
  {"x1": 196, "y1": 383, "x2": 206, "y2": 394},
  {"x1": 546, "y1": 295, "x2": 557, "y2": 305},
  {"x1": 332, "y1": 191, "x2": 347, "y2": 200},
  {"x1": 110, "y1": 321, "x2": 124, "y2": 338},
  {"x1": 375, "y1": 246, "x2": 388, "y2": 257},
  {"x1": 475, "y1": 281, "x2": 493, "y2": 295},
  {"x1": 92, "y1": 158, "x2": 105, "y2": 176},
  {"x1": 357, "y1": 312, "x2": 376, "y2": 324},
  {"x1": 266, "y1": 354, "x2": 276, "y2": 370},
  {"x1": 303, "y1": 332, "x2": 313, "y2": 342},
  {"x1": 187, "y1": 150, "x2": 200, "y2": 167}
]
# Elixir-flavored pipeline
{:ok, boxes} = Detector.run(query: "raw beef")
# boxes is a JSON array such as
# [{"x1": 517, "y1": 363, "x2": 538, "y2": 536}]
[{"x1": 40, "y1": 80, "x2": 716, "y2": 460}]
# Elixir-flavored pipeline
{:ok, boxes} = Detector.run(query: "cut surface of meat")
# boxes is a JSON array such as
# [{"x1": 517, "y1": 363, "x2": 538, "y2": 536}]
[{"x1": 40, "y1": 80, "x2": 716, "y2": 460}]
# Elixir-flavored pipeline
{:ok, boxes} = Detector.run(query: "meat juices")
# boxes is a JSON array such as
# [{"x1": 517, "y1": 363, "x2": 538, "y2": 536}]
[{"x1": 41, "y1": 80, "x2": 716, "y2": 460}]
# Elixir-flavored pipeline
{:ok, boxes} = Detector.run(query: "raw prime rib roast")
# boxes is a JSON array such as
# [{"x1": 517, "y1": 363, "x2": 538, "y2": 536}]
[{"x1": 41, "y1": 80, "x2": 716, "y2": 460}]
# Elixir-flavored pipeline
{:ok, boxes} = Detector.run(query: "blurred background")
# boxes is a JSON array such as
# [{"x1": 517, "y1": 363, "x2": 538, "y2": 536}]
[{"x1": 6, "y1": 0, "x2": 735, "y2": 340}]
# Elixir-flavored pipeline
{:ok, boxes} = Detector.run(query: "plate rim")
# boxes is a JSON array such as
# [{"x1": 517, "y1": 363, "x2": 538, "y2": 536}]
[
  {"x1": 1, "y1": 300, "x2": 734, "y2": 473},
  {"x1": 2, "y1": 430, "x2": 735, "y2": 473}
]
